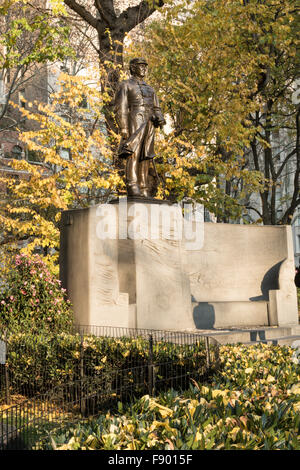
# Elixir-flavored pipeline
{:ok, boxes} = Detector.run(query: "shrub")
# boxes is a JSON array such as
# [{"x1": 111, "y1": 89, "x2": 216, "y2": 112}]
[
  {"x1": 0, "y1": 253, "x2": 73, "y2": 333},
  {"x1": 2, "y1": 331, "x2": 208, "y2": 398},
  {"x1": 43, "y1": 344, "x2": 300, "y2": 450}
]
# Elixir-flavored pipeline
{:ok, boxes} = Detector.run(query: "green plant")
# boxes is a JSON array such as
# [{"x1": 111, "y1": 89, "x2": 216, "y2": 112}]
[
  {"x1": 2, "y1": 331, "x2": 208, "y2": 399},
  {"x1": 42, "y1": 343, "x2": 300, "y2": 450},
  {"x1": 0, "y1": 253, "x2": 73, "y2": 333}
]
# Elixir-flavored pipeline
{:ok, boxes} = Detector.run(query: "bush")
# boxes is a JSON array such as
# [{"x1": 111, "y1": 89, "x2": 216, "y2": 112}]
[
  {"x1": 43, "y1": 344, "x2": 300, "y2": 450},
  {"x1": 2, "y1": 331, "x2": 208, "y2": 398},
  {"x1": 0, "y1": 253, "x2": 73, "y2": 333}
]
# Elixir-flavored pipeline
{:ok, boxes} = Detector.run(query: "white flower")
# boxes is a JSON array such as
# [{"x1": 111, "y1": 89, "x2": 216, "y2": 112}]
[
  {"x1": 291, "y1": 349, "x2": 300, "y2": 365},
  {"x1": 291, "y1": 341, "x2": 300, "y2": 365}
]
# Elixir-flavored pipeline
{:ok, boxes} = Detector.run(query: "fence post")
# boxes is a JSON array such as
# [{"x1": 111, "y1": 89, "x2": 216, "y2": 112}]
[
  {"x1": 4, "y1": 331, "x2": 10, "y2": 406},
  {"x1": 148, "y1": 334, "x2": 155, "y2": 397},
  {"x1": 205, "y1": 336, "x2": 211, "y2": 370},
  {"x1": 80, "y1": 334, "x2": 86, "y2": 416}
]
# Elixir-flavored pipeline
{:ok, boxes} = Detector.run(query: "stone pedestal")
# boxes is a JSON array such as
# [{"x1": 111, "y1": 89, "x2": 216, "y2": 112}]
[
  {"x1": 59, "y1": 200, "x2": 299, "y2": 330},
  {"x1": 60, "y1": 200, "x2": 193, "y2": 329}
]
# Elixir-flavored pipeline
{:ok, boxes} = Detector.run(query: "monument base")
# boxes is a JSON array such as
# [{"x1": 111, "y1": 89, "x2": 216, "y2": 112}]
[
  {"x1": 110, "y1": 195, "x2": 173, "y2": 205},
  {"x1": 59, "y1": 201, "x2": 299, "y2": 330}
]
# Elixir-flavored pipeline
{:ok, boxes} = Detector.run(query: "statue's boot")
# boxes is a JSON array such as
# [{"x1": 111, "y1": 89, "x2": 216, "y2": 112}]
[
  {"x1": 140, "y1": 186, "x2": 151, "y2": 198},
  {"x1": 127, "y1": 183, "x2": 141, "y2": 197}
]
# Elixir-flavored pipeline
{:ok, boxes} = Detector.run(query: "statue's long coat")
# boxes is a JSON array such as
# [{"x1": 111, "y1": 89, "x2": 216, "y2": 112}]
[{"x1": 114, "y1": 77, "x2": 164, "y2": 161}]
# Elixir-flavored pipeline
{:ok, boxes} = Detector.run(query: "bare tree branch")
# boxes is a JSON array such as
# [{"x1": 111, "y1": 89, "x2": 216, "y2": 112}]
[
  {"x1": 94, "y1": 0, "x2": 116, "y2": 25},
  {"x1": 244, "y1": 205, "x2": 263, "y2": 219},
  {"x1": 64, "y1": 0, "x2": 98, "y2": 28},
  {"x1": 116, "y1": 0, "x2": 164, "y2": 34}
]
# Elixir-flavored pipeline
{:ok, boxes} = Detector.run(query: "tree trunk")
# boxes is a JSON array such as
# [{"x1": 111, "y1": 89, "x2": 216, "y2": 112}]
[
  {"x1": 63, "y1": 0, "x2": 165, "y2": 179},
  {"x1": 98, "y1": 29, "x2": 125, "y2": 136}
]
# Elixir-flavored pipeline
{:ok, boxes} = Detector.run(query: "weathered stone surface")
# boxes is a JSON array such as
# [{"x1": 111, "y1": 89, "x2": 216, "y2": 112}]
[
  {"x1": 59, "y1": 204, "x2": 298, "y2": 330},
  {"x1": 184, "y1": 222, "x2": 298, "y2": 327}
]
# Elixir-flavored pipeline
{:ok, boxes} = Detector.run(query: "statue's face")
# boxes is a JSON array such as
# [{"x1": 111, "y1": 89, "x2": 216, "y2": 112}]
[{"x1": 131, "y1": 63, "x2": 147, "y2": 78}]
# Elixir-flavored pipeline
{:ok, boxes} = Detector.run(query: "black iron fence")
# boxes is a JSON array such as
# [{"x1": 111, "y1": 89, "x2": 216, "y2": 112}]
[{"x1": 0, "y1": 325, "x2": 219, "y2": 450}]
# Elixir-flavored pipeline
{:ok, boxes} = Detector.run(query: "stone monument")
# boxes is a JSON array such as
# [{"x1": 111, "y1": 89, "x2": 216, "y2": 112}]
[
  {"x1": 60, "y1": 203, "x2": 298, "y2": 330},
  {"x1": 59, "y1": 58, "x2": 299, "y2": 331}
]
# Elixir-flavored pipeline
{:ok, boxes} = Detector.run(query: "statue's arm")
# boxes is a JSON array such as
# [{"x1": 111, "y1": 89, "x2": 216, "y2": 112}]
[
  {"x1": 153, "y1": 92, "x2": 166, "y2": 127},
  {"x1": 115, "y1": 81, "x2": 129, "y2": 134}
]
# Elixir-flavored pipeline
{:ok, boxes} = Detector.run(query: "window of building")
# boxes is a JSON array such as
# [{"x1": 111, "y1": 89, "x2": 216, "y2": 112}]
[
  {"x1": 27, "y1": 150, "x2": 41, "y2": 163},
  {"x1": 11, "y1": 145, "x2": 23, "y2": 160}
]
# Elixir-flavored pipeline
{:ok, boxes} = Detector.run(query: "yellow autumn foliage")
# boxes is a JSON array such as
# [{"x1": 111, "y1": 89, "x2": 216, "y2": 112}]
[{"x1": 0, "y1": 70, "x2": 124, "y2": 274}]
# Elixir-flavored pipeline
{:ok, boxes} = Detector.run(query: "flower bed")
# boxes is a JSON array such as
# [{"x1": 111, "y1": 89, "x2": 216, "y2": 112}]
[{"x1": 43, "y1": 343, "x2": 300, "y2": 450}]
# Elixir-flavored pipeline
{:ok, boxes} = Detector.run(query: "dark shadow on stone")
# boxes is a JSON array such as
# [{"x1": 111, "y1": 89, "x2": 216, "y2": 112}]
[
  {"x1": 118, "y1": 238, "x2": 136, "y2": 304},
  {"x1": 109, "y1": 196, "x2": 172, "y2": 205},
  {"x1": 193, "y1": 303, "x2": 216, "y2": 329},
  {"x1": 250, "y1": 330, "x2": 266, "y2": 341},
  {"x1": 249, "y1": 260, "x2": 283, "y2": 301}
]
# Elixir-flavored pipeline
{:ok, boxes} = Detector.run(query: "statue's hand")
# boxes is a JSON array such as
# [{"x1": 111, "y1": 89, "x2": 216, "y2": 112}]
[
  {"x1": 152, "y1": 115, "x2": 166, "y2": 129},
  {"x1": 121, "y1": 129, "x2": 129, "y2": 140}
]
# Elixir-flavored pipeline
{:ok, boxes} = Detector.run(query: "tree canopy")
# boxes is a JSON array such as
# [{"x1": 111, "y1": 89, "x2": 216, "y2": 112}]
[
  {"x1": 0, "y1": 71, "x2": 123, "y2": 273},
  {"x1": 0, "y1": 0, "x2": 72, "y2": 132},
  {"x1": 132, "y1": 0, "x2": 299, "y2": 223},
  {"x1": 62, "y1": 0, "x2": 165, "y2": 64},
  {"x1": 1, "y1": 0, "x2": 299, "y2": 272}
]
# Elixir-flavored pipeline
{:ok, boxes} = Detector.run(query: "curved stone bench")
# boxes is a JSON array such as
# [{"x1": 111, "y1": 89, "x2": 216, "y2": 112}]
[
  {"x1": 60, "y1": 205, "x2": 298, "y2": 330},
  {"x1": 184, "y1": 223, "x2": 298, "y2": 328}
]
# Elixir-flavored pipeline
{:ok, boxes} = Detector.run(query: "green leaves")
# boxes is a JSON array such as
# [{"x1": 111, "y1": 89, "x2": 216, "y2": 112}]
[
  {"x1": 131, "y1": 0, "x2": 299, "y2": 222},
  {"x1": 34, "y1": 342, "x2": 300, "y2": 450},
  {"x1": 0, "y1": 253, "x2": 73, "y2": 334},
  {"x1": 0, "y1": 7, "x2": 72, "y2": 71},
  {"x1": 1, "y1": 328, "x2": 208, "y2": 401}
]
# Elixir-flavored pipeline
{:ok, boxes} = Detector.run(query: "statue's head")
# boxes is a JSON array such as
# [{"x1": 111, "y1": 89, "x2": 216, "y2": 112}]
[{"x1": 129, "y1": 57, "x2": 148, "y2": 78}]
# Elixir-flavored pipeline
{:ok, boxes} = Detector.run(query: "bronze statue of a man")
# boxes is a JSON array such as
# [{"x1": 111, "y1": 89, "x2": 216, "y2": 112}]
[{"x1": 114, "y1": 57, "x2": 165, "y2": 197}]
